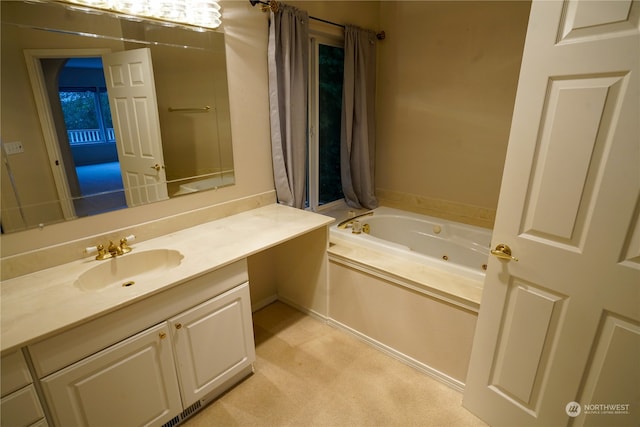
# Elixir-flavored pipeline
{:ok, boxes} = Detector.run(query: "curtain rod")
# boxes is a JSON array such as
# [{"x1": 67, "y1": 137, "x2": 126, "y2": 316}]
[{"x1": 249, "y1": 0, "x2": 386, "y2": 40}]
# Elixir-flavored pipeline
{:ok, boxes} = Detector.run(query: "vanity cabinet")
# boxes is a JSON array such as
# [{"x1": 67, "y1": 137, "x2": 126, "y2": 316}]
[
  {"x1": 170, "y1": 283, "x2": 255, "y2": 408},
  {"x1": 41, "y1": 323, "x2": 182, "y2": 427},
  {"x1": 1, "y1": 350, "x2": 47, "y2": 427},
  {"x1": 26, "y1": 260, "x2": 255, "y2": 427}
]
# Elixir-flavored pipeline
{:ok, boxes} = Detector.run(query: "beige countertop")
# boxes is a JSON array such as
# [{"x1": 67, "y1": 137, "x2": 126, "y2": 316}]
[{"x1": 1, "y1": 204, "x2": 334, "y2": 354}]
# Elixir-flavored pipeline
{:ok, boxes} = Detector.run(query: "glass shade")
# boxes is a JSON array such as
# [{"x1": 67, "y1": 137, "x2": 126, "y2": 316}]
[{"x1": 59, "y1": 0, "x2": 221, "y2": 29}]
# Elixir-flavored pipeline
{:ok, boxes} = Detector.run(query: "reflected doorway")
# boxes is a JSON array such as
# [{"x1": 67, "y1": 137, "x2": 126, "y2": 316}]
[
  {"x1": 52, "y1": 56, "x2": 126, "y2": 217},
  {"x1": 25, "y1": 47, "x2": 170, "y2": 222}
]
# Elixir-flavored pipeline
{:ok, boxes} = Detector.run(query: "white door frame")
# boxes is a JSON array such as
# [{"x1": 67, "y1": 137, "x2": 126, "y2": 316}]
[{"x1": 23, "y1": 48, "x2": 112, "y2": 220}]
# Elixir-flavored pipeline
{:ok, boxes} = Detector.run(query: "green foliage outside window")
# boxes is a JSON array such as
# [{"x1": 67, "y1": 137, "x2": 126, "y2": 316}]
[
  {"x1": 59, "y1": 91, "x2": 99, "y2": 130},
  {"x1": 318, "y1": 44, "x2": 344, "y2": 205},
  {"x1": 98, "y1": 91, "x2": 113, "y2": 128},
  {"x1": 59, "y1": 89, "x2": 113, "y2": 129}
]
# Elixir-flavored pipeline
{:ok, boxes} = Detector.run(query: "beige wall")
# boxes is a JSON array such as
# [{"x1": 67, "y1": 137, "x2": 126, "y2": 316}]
[
  {"x1": 287, "y1": 1, "x2": 380, "y2": 32},
  {"x1": 0, "y1": 23, "x2": 64, "y2": 231},
  {"x1": 376, "y1": 1, "x2": 530, "y2": 227},
  {"x1": 0, "y1": 6, "x2": 127, "y2": 232},
  {"x1": 153, "y1": 41, "x2": 233, "y2": 181}
]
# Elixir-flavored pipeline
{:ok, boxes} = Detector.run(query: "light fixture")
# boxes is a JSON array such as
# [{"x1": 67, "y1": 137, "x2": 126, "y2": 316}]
[{"x1": 58, "y1": 0, "x2": 222, "y2": 30}]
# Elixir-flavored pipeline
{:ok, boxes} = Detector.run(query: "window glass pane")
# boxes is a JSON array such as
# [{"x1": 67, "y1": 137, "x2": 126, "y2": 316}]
[
  {"x1": 318, "y1": 44, "x2": 344, "y2": 205},
  {"x1": 59, "y1": 90, "x2": 99, "y2": 130},
  {"x1": 98, "y1": 90, "x2": 113, "y2": 129}
]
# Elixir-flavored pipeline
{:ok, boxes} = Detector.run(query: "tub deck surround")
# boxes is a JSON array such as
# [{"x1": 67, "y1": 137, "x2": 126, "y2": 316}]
[
  {"x1": 0, "y1": 204, "x2": 334, "y2": 354},
  {"x1": 327, "y1": 206, "x2": 489, "y2": 311},
  {"x1": 328, "y1": 240, "x2": 483, "y2": 312}
]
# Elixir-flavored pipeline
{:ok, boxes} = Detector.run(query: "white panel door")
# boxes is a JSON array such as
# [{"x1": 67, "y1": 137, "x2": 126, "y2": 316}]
[
  {"x1": 102, "y1": 48, "x2": 168, "y2": 207},
  {"x1": 170, "y1": 282, "x2": 255, "y2": 408},
  {"x1": 41, "y1": 323, "x2": 182, "y2": 427},
  {"x1": 463, "y1": 1, "x2": 640, "y2": 426}
]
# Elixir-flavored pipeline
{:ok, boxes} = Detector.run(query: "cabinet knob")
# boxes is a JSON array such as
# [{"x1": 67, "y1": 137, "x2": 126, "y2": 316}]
[
  {"x1": 175, "y1": 323, "x2": 182, "y2": 330},
  {"x1": 159, "y1": 332, "x2": 167, "y2": 339}
]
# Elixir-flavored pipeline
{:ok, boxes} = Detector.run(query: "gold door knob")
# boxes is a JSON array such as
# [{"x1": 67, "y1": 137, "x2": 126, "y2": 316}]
[
  {"x1": 159, "y1": 332, "x2": 167, "y2": 339},
  {"x1": 491, "y1": 244, "x2": 518, "y2": 262},
  {"x1": 150, "y1": 164, "x2": 164, "y2": 172},
  {"x1": 175, "y1": 323, "x2": 182, "y2": 330}
]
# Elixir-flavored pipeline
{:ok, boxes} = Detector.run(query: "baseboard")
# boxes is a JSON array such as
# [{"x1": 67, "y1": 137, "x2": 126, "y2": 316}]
[
  {"x1": 251, "y1": 294, "x2": 278, "y2": 312},
  {"x1": 276, "y1": 295, "x2": 329, "y2": 324}
]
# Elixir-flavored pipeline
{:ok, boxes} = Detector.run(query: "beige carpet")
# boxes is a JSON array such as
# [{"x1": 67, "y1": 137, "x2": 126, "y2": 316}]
[{"x1": 184, "y1": 301, "x2": 488, "y2": 427}]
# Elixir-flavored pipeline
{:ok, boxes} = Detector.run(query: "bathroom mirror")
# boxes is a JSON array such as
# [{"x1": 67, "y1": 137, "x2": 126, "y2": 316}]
[{"x1": 0, "y1": 1, "x2": 235, "y2": 233}]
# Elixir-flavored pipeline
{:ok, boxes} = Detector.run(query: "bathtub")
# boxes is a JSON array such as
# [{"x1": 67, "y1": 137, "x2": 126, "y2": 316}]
[
  {"x1": 330, "y1": 206, "x2": 492, "y2": 282},
  {"x1": 327, "y1": 206, "x2": 492, "y2": 389}
]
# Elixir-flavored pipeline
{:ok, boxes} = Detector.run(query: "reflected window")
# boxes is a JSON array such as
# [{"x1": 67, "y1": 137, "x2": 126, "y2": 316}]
[
  {"x1": 60, "y1": 88, "x2": 114, "y2": 144},
  {"x1": 59, "y1": 57, "x2": 114, "y2": 145}
]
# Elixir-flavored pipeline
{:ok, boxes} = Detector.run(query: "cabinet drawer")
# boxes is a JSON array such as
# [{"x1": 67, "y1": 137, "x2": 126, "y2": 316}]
[
  {"x1": 0, "y1": 385, "x2": 45, "y2": 427},
  {"x1": 1, "y1": 350, "x2": 32, "y2": 397},
  {"x1": 29, "y1": 259, "x2": 248, "y2": 377}
]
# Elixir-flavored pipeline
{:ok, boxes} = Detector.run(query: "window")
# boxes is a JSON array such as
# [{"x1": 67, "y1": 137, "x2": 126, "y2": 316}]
[
  {"x1": 60, "y1": 87, "x2": 114, "y2": 144},
  {"x1": 308, "y1": 36, "x2": 344, "y2": 211}
]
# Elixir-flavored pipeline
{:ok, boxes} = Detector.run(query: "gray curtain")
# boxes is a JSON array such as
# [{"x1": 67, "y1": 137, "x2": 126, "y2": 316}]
[
  {"x1": 268, "y1": 4, "x2": 309, "y2": 209},
  {"x1": 341, "y1": 25, "x2": 378, "y2": 210}
]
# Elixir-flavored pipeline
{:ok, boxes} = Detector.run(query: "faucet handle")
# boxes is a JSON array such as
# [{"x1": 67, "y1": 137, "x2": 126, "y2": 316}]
[
  {"x1": 119, "y1": 235, "x2": 134, "y2": 254},
  {"x1": 85, "y1": 244, "x2": 111, "y2": 260},
  {"x1": 95, "y1": 244, "x2": 112, "y2": 260}
]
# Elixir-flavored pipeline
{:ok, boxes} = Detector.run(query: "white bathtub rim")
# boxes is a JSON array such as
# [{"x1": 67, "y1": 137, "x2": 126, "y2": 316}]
[
  {"x1": 331, "y1": 206, "x2": 492, "y2": 281},
  {"x1": 331, "y1": 227, "x2": 486, "y2": 282}
]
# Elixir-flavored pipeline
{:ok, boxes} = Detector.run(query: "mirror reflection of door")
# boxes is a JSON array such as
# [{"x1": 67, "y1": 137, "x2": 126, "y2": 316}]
[{"x1": 102, "y1": 48, "x2": 169, "y2": 207}]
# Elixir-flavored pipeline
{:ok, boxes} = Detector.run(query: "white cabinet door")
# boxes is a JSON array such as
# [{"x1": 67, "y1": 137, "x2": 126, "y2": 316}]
[
  {"x1": 170, "y1": 282, "x2": 256, "y2": 407},
  {"x1": 41, "y1": 323, "x2": 182, "y2": 427}
]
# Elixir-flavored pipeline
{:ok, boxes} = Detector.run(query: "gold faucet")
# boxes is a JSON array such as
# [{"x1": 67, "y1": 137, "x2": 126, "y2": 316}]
[
  {"x1": 336, "y1": 211, "x2": 374, "y2": 229},
  {"x1": 95, "y1": 244, "x2": 111, "y2": 260},
  {"x1": 89, "y1": 235, "x2": 135, "y2": 260}
]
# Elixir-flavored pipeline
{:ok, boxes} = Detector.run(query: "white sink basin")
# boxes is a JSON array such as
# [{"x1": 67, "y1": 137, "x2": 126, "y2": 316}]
[{"x1": 75, "y1": 249, "x2": 184, "y2": 292}]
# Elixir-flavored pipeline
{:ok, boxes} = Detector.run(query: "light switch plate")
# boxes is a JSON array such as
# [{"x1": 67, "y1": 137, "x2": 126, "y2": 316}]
[{"x1": 3, "y1": 141, "x2": 24, "y2": 155}]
